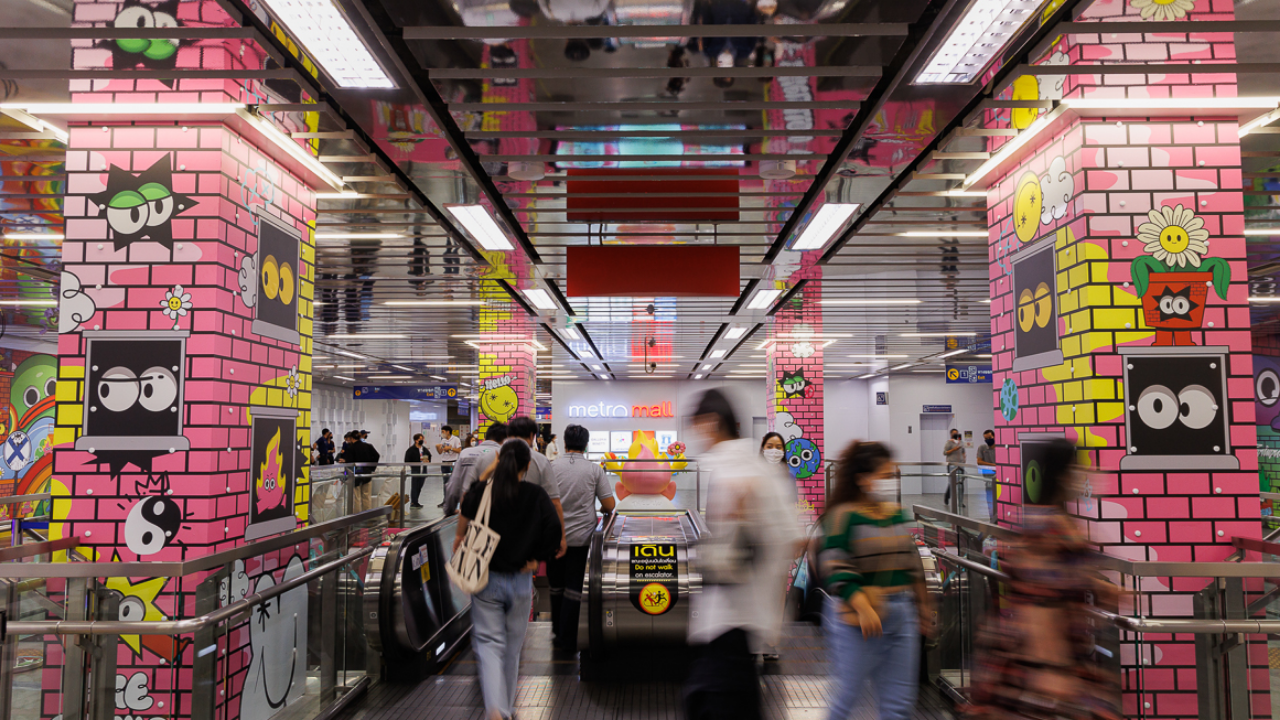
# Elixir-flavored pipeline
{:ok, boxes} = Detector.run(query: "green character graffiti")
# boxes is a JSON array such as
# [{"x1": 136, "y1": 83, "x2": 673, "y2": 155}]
[
  {"x1": 779, "y1": 369, "x2": 811, "y2": 399},
  {"x1": 105, "y1": 0, "x2": 183, "y2": 87},
  {"x1": 11, "y1": 354, "x2": 57, "y2": 428}
]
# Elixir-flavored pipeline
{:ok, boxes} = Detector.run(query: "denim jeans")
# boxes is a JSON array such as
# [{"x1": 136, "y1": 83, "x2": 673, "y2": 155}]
[
  {"x1": 471, "y1": 571, "x2": 533, "y2": 719},
  {"x1": 824, "y1": 591, "x2": 919, "y2": 720}
]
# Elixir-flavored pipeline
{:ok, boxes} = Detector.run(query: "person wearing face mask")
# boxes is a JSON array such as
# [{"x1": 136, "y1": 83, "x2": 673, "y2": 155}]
[
  {"x1": 942, "y1": 428, "x2": 965, "y2": 507},
  {"x1": 976, "y1": 430, "x2": 997, "y2": 521},
  {"x1": 758, "y1": 431, "x2": 797, "y2": 662},
  {"x1": 685, "y1": 391, "x2": 802, "y2": 720},
  {"x1": 820, "y1": 441, "x2": 930, "y2": 720}
]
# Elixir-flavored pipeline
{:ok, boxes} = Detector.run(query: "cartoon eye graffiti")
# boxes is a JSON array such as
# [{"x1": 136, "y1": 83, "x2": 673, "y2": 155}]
[
  {"x1": 139, "y1": 183, "x2": 174, "y2": 227},
  {"x1": 1024, "y1": 459, "x2": 1042, "y2": 504},
  {"x1": 1136, "y1": 385, "x2": 1178, "y2": 430},
  {"x1": 107, "y1": 190, "x2": 149, "y2": 236},
  {"x1": 1155, "y1": 286, "x2": 1198, "y2": 321},
  {"x1": 279, "y1": 262, "x2": 295, "y2": 304},
  {"x1": 23, "y1": 386, "x2": 38, "y2": 409},
  {"x1": 261, "y1": 256, "x2": 279, "y2": 301},
  {"x1": 112, "y1": 3, "x2": 178, "y2": 60},
  {"x1": 137, "y1": 367, "x2": 178, "y2": 412},
  {"x1": 1177, "y1": 384, "x2": 1217, "y2": 430},
  {"x1": 98, "y1": 367, "x2": 141, "y2": 413},
  {"x1": 1257, "y1": 368, "x2": 1280, "y2": 407},
  {"x1": 1017, "y1": 289, "x2": 1035, "y2": 332},
  {"x1": 1033, "y1": 282, "x2": 1051, "y2": 328},
  {"x1": 44, "y1": 377, "x2": 56, "y2": 399},
  {"x1": 118, "y1": 596, "x2": 146, "y2": 623}
]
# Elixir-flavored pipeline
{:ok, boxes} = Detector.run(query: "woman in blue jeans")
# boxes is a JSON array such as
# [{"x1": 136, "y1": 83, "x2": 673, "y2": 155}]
[
  {"x1": 455, "y1": 440, "x2": 562, "y2": 720},
  {"x1": 819, "y1": 441, "x2": 931, "y2": 720}
]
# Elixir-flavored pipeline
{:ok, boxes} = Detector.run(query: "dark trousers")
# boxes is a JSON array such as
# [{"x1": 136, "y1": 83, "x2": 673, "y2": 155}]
[
  {"x1": 683, "y1": 628, "x2": 761, "y2": 720},
  {"x1": 410, "y1": 474, "x2": 425, "y2": 505},
  {"x1": 440, "y1": 463, "x2": 453, "y2": 503},
  {"x1": 545, "y1": 545, "x2": 590, "y2": 648}
]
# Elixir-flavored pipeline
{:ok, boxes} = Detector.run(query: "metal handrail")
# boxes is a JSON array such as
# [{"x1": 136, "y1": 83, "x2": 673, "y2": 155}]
[
  {"x1": 0, "y1": 536, "x2": 80, "y2": 563},
  {"x1": 0, "y1": 493, "x2": 52, "y2": 505},
  {"x1": 0, "y1": 506, "x2": 391, "y2": 578},
  {"x1": 930, "y1": 548, "x2": 1280, "y2": 635},
  {"x1": 917, "y1": 506, "x2": 1280, "y2": 577},
  {"x1": 6, "y1": 544, "x2": 375, "y2": 636}
]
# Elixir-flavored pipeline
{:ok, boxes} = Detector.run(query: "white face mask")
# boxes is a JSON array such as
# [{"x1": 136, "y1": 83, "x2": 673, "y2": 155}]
[
  {"x1": 869, "y1": 477, "x2": 898, "y2": 501},
  {"x1": 763, "y1": 448, "x2": 784, "y2": 464}
]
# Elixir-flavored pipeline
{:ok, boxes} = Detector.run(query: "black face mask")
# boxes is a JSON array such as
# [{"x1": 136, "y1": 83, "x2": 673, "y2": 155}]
[
  {"x1": 985, "y1": 437, "x2": 995, "y2": 446},
  {"x1": 951, "y1": 434, "x2": 960, "y2": 440}
]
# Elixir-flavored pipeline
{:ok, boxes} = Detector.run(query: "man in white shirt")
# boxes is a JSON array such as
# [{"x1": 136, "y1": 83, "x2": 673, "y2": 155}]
[
  {"x1": 435, "y1": 425, "x2": 462, "y2": 508},
  {"x1": 443, "y1": 423, "x2": 503, "y2": 515}
]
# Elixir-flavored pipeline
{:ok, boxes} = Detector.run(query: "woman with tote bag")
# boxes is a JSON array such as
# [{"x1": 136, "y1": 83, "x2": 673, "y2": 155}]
[{"x1": 451, "y1": 440, "x2": 561, "y2": 720}]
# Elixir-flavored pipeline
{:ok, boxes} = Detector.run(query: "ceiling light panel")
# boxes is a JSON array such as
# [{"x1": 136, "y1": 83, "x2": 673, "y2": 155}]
[
  {"x1": 446, "y1": 204, "x2": 514, "y2": 251},
  {"x1": 256, "y1": 0, "x2": 393, "y2": 88},
  {"x1": 916, "y1": 0, "x2": 1044, "y2": 85},
  {"x1": 790, "y1": 203, "x2": 860, "y2": 251}
]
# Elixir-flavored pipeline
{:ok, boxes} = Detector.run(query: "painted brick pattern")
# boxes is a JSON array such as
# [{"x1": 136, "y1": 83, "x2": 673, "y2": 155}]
[{"x1": 767, "y1": 272, "x2": 825, "y2": 520}]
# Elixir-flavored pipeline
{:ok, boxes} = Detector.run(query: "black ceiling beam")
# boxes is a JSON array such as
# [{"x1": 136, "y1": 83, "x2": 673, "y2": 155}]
[
  {"x1": 818, "y1": 0, "x2": 1095, "y2": 264},
  {"x1": 403, "y1": 23, "x2": 909, "y2": 40},
  {"x1": 211, "y1": 0, "x2": 490, "y2": 267},
  {"x1": 759, "y1": 0, "x2": 952, "y2": 266},
  {"x1": 544, "y1": 279, "x2": 577, "y2": 316},
  {"x1": 767, "y1": 279, "x2": 809, "y2": 316},
  {"x1": 729, "y1": 278, "x2": 760, "y2": 316},
  {"x1": 356, "y1": 0, "x2": 543, "y2": 264}
]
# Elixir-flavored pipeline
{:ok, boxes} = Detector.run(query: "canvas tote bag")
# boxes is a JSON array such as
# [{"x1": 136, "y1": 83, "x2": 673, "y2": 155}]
[{"x1": 447, "y1": 480, "x2": 501, "y2": 594}]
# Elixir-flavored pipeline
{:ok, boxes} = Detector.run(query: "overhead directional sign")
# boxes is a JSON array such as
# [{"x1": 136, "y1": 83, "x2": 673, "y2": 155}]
[
  {"x1": 945, "y1": 365, "x2": 993, "y2": 384},
  {"x1": 353, "y1": 386, "x2": 458, "y2": 400}
]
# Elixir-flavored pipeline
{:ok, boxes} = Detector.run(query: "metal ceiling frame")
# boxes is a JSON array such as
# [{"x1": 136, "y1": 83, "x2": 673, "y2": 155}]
[{"x1": 402, "y1": 23, "x2": 911, "y2": 40}]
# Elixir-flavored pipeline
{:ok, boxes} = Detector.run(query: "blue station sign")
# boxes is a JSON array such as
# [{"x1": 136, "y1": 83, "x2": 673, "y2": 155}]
[
  {"x1": 945, "y1": 365, "x2": 993, "y2": 384},
  {"x1": 353, "y1": 385, "x2": 458, "y2": 400}
]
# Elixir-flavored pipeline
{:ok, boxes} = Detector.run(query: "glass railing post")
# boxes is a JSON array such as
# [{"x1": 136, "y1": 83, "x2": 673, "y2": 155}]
[
  {"x1": 1193, "y1": 585, "x2": 1226, "y2": 720},
  {"x1": 88, "y1": 586, "x2": 117, "y2": 720},
  {"x1": 60, "y1": 577, "x2": 90, "y2": 720},
  {"x1": 320, "y1": 567, "x2": 338, "y2": 704},
  {"x1": 0, "y1": 579, "x2": 14, "y2": 720},
  {"x1": 191, "y1": 573, "x2": 221, "y2": 720}
]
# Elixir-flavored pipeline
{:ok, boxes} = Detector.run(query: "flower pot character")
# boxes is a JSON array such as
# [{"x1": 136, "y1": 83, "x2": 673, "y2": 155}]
[{"x1": 1130, "y1": 204, "x2": 1230, "y2": 346}]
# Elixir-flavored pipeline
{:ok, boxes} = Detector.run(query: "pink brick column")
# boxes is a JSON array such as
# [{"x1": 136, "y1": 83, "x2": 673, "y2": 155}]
[
  {"x1": 766, "y1": 269, "x2": 825, "y2": 520},
  {"x1": 985, "y1": 0, "x2": 1264, "y2": 716},
  {"x1": 41, "y1": 2, "x2": 323, "y2": 719}
]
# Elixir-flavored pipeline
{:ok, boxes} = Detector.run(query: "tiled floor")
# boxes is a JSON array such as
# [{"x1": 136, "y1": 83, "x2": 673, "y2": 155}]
[{"x1": 341, "y1": 623, "x2": 956, "y2": 720}]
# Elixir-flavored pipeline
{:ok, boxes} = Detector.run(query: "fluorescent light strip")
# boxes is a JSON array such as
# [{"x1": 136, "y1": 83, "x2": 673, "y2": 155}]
[
  {"x1": 316, "y1": 192, "x2": 361, "y2": 199},
  {"x1": 2, "y1": 233, "x2": 64, "y2": 241},
  {"x1": 821, "y1": 299, "x2": 922, "y2": 305},
  {"x1": 915, "y1": 0, "x2": 1044, "y2": 84},
  {"x1": 709, "y1": 350, "x2": 726, "y2": 359},
  {"x1": 791, "y1": 203, "x2": 859, "y2": 251},
  {"x1": 694, "y1": 374, "x2": 704, "y2": 379},
  {"x1": 430, "y1": 375, "x2": 448, "y2": 381},
  {"x1": 0, "y1": 107, "x2": 68, "y2": 142},
  {"x1": 2, "y1": 102, "x2": 245, "y2": 115},
  {"x1": 938, "y1": 349, "x2": 968, "y2": 358},
  {"x1": 900, "y1": 332, "x2": 978, "y2": 337},
  {"x1": 848, "y1": 354, "x2": 906, "y2": 359},
  {"x1": 857, "y1": 373, "x2": 878, "y2": 379},
  {"x1": 963, "y1": 110, "x2": 1056, "y2": 189},
  {"x1": 316, "y1": 233, "x2": 403, "y2": 240},
  {"x1": 333, "y1": 375, "x2": 355, "y2": 381},
  {"x1": 391, "y1": 365, "x2": 415, "y2": 372},
  {"x1": 896, "y1": 231, "x2": 988, "y2": 237},
  {"x1": 889, "y1": 363, "x2": 915, "y2": 371},
  {"x1": 0, "y1": 300, "x2": 55, "y2": 306},
  {"x1": 1245, "y1": 229, "x2": 1280, "y2": 236},
  {"x1": 523, "y1": 288, "x2": 558, "y2": 311},
  {"x1": 367, "y1": 375, "x2": 409, "y2": 379},
  {"x1": 384, "y1": 300, "x2": 485, "y2": 306},
  {"x1": 446, "y1": 204, "x2": 514, "y2": 251},
  {"x1": 328, "y1": 333, "x2": 406, "y2": 339},
  {"x1": 745, "y1": 288, "x2": 782, "y2": 310},
  {"x1": 1241, "y1": 106, "x2": 1280, "y2": 137},
  {"x1": 724, "y1": 326, "x2": 748, "y2": 340},
  {"x1": 254, "y1": 0, "x2": 392, "y2": 88},
  {"x1": 240, "y1": 109, "x2": 344, "y2": 190},
  {"x1": 1250, "y1": 297, "x2": 1280, "y2": 303},
  {"x1": 562, "y1": 327, "x2": 581, "y2": 340}
]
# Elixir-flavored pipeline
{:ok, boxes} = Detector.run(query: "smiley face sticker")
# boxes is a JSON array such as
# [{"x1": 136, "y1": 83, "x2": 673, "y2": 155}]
[{"x1": 1013, "y1": 172, "x2": 1042, "y2": 244}]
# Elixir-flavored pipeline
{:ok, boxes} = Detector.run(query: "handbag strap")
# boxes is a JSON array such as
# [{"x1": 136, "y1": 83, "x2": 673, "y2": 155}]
[{"x1": 476, "y1": 480, "x2": 494, "y2": 527}]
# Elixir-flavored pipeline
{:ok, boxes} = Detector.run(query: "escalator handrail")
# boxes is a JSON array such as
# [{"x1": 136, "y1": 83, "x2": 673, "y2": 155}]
[
  {"x1": 375, "y1": 514, "x2": 463, "y2": 656},
  {"x1": 587, "y1": 512, "x2": 616, "y2": 659}
]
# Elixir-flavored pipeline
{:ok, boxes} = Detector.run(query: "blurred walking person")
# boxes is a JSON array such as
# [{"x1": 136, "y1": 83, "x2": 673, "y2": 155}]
[
  {"x1": 452, "y1": 441, "x2": 561, "y2": 720},
  {"x1": 821, "y1": 441, "x2": 930, "y2": 720},
  {"x1": 547, "y1": 424, "x2": 615, "y2": 649},
  {"x1": 966, "y1": 438, "x2": 1120, "y2": 720},
  {"x1": 685, "y1": 389, "x2": 801, "y2": 720}
]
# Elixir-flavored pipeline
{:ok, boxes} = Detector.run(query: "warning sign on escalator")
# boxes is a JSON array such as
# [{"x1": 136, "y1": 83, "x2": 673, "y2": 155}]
[{"x1": 630, "y1": 543, "x2": 678, "y2": 616}]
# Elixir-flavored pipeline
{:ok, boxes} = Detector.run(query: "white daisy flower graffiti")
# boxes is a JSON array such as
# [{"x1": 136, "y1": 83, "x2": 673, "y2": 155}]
[
  {"x1": 161, "y1": 285, "x2": 193, "y2": 328},
  {"x1": 1136, "y1": 204, "x2": 1210, "y2": 268},
  {"x1": 286, "y1": 365, "x2": 299, "y2": 399},
  {"x1": 1130, "y1": 0, "x2": 1194, "y2": 21}
]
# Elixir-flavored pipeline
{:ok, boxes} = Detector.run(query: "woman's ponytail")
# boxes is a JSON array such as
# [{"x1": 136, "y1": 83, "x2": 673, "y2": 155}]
[{"x1": 491, "y1": 440, "x2": 531, "y2": 504}]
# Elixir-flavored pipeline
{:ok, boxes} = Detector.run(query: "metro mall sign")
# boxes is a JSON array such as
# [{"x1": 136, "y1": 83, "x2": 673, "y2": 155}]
[{"x1": 567, "y1": 401, "x2": 675, "y2": 419}]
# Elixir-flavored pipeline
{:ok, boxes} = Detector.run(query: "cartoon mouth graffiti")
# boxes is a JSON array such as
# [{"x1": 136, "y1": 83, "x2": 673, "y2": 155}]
[
  {"x1": 256, "y1": 427, "x2": 286, "y2": 514},
  {"x1": 90, "y1": 155, "x2": 193, "y2": 251},
  {"x1": 241, "y1": 556, "x2": 308, "y2": 720}
]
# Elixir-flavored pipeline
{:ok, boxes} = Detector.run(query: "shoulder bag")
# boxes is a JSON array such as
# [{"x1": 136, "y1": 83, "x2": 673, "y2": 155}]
[{"x1": 447, "y1": 480, "x2": 502, "y2": 594}]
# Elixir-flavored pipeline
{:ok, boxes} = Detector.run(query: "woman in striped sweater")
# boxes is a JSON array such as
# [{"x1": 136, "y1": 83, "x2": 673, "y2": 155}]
[{"x1": 820, "y1": 441, "x2": 930, "y2": 720}]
